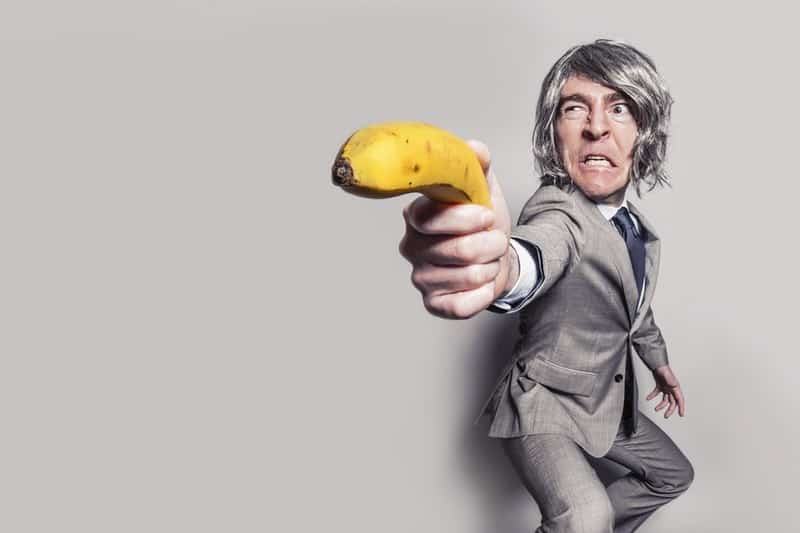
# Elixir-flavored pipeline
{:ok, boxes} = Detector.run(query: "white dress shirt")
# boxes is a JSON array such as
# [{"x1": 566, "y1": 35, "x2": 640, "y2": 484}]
[{"x1": 492, "y1": 190, "x2": 645, "y2": 313}]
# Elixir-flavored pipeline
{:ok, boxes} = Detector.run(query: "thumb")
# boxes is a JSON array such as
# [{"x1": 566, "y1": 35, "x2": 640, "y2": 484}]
[
  {"x1": 465, "y1": 139, "x2": 510, "y2": 232},
  {"x1": 466, "y1": 138, "x2": 492, "y2": 172}
]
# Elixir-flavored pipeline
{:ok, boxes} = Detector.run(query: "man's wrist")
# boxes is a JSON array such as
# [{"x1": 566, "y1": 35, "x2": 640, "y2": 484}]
[{"x1": 488, "y1": 238, "x2": 541, "y2": 314}]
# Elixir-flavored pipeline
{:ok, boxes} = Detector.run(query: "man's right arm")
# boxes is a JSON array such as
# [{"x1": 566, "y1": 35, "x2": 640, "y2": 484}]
[{"x1": 399, "y1": 142, "x2": 583, "y2": 319}]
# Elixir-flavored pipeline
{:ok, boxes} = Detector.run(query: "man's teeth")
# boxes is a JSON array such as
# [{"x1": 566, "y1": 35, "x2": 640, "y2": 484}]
[{"x1": 584, "y1": 156, "x2": 611, "y2": 167}]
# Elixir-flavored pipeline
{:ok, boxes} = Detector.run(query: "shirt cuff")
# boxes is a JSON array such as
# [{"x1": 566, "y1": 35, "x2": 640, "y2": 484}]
[{"x1": 488, "y1": 238, "x2": 541, "y2": 313}]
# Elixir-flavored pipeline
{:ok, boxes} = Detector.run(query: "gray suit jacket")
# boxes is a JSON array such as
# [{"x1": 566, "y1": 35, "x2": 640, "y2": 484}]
[{"x1": 478, "y1": 183, "x2": 669, "y2": 457}]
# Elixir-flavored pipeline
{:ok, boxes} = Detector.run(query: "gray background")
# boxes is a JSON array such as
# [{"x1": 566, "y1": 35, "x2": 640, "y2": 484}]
[{"x1": 2, "y1": 1, "x2": 798, "y2": 532}]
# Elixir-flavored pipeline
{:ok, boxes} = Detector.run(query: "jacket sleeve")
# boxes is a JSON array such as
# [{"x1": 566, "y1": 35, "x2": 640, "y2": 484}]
[
  {"x1": 489, "y1": 185, "x2": 585, "y2": 313},
  {"x1": 632, "y1": 306, "x2": 670, "y2": 370}
]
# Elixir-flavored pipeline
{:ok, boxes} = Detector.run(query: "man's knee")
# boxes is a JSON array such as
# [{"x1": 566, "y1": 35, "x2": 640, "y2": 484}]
[
  {"x1": 675, "y1": 457, "x2": 695, "y2": 492},
  {"x1": 648, "y1": 455, "x2": 694, "y2": 497}
]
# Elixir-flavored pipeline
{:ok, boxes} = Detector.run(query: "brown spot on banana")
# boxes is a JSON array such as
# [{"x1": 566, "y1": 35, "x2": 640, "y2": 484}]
[
  {"x1": 331, "y1": 134, "x2": 355, "y2": 186},
  {"x1": 332, "y1": 157, "x2": 353, "y2": 186}
]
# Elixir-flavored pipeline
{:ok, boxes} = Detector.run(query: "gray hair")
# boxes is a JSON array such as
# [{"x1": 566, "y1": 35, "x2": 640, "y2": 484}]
[{"x1": 532, "y1": 39, "x2": 674, "y2": 195}]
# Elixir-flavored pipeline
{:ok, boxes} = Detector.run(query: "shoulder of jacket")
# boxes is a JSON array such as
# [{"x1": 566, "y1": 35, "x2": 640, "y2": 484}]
[{"x1": 518, "y1": 184, "x2": 581, "y2": 223}]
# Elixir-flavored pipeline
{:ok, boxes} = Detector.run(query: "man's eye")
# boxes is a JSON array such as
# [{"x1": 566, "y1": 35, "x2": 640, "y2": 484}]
[
  {"x1": 611, "y1": 103, "x2": 630, "y2": 114},
  {"x1": 562, "y1": 105, "x2": 588, "y2": 118}
]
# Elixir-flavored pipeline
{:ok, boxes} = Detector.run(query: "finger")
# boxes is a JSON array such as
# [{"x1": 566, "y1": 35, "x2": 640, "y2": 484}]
[
  {"x1": 410, "y1": 261, "x2": 501, "y2": 295},
  {"x1": 674, "y1": 387, "x2": 686, "y2": 417},
  {"x1": 655, "y1": 392, "x2": 669, "y2": 412},
  {"x1": 399, "y1": 222, "x2": 459, "y2": 264},
  {"x1": 403, "y1": 196, "x2": 494, "y2": 236},
  {"x1": 465, "y1": 139, "x2": 510, "y2": 227},
  {"x1": 401, "y1": 228, "x2": 508, "y2": 267},
  {"x1": 465, "y1": 139, "x2": 491, "y2": 173},
  {"x1": 423, "y1": 281, "x2": 496, "y2": 319},
  {"x1": 645, "y1": 385, "x2": 660, "y2": 401},
  {"x1": 665, "y1": 394, "x2": 676, "y2": 418}
]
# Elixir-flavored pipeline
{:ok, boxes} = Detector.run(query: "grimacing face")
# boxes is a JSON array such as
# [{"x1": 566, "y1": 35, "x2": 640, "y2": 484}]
[{"x1": 555, "y1": 75, "x2": 638, "y2": 206}]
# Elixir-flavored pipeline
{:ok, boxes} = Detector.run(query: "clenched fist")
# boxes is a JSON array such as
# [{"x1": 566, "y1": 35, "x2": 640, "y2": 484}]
[{"x1": 398, "y1": 140, "x2": 516, "y2": 319}]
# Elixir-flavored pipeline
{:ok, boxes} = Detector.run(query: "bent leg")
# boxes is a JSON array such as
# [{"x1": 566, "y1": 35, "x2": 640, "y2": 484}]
[
  {"x1": 590, "y1": 412, "x2": 694, "y2": 533},
  {"x1": 502, "y1": 434, "x2": 614, "y2": 533}
]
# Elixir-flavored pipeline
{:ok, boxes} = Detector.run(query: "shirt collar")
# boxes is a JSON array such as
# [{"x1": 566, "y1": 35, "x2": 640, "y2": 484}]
[
  {"x1": 594, "y1": 186, "x2": 642, "y2": 234},
  {"x1": 595, "y1": 187, "x2": 630, "y2": 221}
]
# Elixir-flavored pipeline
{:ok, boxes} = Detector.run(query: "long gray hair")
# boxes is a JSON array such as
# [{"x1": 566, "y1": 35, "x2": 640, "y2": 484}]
[{"x1": 532, "y1": 39, "x2": 673, "y2": 195}]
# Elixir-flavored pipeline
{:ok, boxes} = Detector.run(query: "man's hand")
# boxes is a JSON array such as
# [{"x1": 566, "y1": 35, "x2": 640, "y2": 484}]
[
  {"x1": 646, "y1": 365, "x2": 686, "y2": 418},
  {"x1": 398, "y1": 140, "x2": 513, "y2": 319}
]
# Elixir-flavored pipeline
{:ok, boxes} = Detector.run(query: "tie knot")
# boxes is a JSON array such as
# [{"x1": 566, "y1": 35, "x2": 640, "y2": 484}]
[
  {"x1": 612, "y1": 205, "x2": 633, "y2": 227},
  {"x1": 612, "y1": 206, "x2": 637, "y2": 238}
]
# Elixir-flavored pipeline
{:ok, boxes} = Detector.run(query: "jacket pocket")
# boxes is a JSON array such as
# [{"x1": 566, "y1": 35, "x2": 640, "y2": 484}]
[{"x1": 525, "y1": 356, "x2": 597, "y2": 397}]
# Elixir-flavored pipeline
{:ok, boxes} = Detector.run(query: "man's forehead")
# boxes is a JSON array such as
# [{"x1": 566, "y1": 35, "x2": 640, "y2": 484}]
[{"x1": 559, "y1": 76, "x2": 627, "y2": 101}]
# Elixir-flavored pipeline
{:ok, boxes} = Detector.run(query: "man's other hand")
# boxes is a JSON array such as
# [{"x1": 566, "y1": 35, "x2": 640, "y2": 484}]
[
  {"x1": 398, "y1": 140, "x2": 513, "y2": 319},
  {"x1": 646, "y1": 365, "x2": 686, "y2": 418}
]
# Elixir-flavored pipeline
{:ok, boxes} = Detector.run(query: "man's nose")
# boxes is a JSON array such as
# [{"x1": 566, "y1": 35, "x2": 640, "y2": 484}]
[{"x1": 582, "y1": 111, "x2": 610, "y2": 140}]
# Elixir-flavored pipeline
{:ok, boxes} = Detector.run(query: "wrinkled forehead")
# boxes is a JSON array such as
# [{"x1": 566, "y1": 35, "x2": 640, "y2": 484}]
[{"x1": 558, "y1": 75, "x2": 631, "y2": 104}]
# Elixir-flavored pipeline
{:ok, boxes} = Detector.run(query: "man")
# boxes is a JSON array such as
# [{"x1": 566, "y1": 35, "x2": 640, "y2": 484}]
[{"x1": 399, "y1": 40, "x2": 693, "y2": 532}]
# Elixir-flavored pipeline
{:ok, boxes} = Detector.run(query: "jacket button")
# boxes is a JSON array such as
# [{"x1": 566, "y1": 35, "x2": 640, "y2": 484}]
[{"x1": 614, "y1": 374, "x2": 624, "y2": 383}]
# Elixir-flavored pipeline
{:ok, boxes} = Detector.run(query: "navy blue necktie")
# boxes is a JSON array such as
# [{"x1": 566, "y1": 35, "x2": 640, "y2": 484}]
[
  {"x1": 611, "y1": 206, "x2": 646, "y2": 297},
  {"x1": 612, "y1": 206, "x2": 646, "y2": 433}
]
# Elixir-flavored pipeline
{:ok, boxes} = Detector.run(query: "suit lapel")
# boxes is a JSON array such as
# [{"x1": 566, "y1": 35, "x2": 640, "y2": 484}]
[
  {"x1": 570, "y1": 188, "x2": 640, "y2": 324},
  {"x1": 627, "y1": 201, "x2": 661, "y2": 331}
]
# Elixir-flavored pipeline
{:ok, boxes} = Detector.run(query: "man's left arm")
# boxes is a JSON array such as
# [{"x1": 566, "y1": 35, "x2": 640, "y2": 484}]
[{"x1": 633, "y1": 306, "x2": 686, "y2": 418}]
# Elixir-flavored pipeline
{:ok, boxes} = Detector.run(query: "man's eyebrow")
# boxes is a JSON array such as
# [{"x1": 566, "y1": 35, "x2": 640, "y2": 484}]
[
  {"x1": 559, "y1": 93, "x2": 591, "y2": 107},
  {"x1": 559, "y1": 91, "x2": 630, "y2": 107},
  {"x1": 604, "y1": 91, "x2": 629, "y2": 103}
]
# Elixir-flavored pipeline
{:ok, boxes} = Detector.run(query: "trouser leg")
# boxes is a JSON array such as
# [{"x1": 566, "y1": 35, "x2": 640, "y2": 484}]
[
  {"x1": 587, "y1": 411, "x2": 695, "y2": 533},
  {"x1": 501, "y1": 434, "x2": 614, "y2": 533}
]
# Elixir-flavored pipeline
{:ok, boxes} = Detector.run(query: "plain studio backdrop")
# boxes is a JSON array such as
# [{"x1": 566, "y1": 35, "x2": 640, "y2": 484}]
[{"x1": 2, "y1": 1, "x2": 798, "y2": 532}]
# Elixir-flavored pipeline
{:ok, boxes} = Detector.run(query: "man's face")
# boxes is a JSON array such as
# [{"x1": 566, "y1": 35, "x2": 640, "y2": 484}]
[{"x1": 555, "y1": 75, "x2": 638, "y2": 205}]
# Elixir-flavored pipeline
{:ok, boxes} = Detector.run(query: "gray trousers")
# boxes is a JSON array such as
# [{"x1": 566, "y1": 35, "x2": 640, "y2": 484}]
[{"x1": 501, "y1": 411, "x2": 694, "y2": 533}]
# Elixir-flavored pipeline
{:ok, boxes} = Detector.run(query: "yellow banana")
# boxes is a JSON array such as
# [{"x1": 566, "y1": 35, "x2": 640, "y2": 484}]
[{"x1": 331, "y1": 122, "x2": 491, "y2": 208}]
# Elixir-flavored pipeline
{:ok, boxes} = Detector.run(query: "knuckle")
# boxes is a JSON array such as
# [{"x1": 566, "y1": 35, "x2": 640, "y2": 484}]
[
  {"x1": 463, "y1": 265, "x2": 483, "y2": 287},
  {"x1": 453, "y1": 234, "x2": 478, "y2": 263},
  {"x1": 466, "y1": 264, "x2": 491, "y2": 287},
  {"x1": 489, "y1": 259, "x2": 502, "y2": 278},
  {"x1": 422, "y1": 294, "x2": 448, "y2": 318},
  {"x1": 403, "y1": 197, "x2": 427, "y2": 230},
  {"x1": 399, "y1": 231, "x2": 425, "y2": 262},
  {"x1": 398, "y1": 234, "x2": 410, "y2": 259},
  {"x1": 410, "y1": 268, "x2": 426, "y2": 291},
  {"x1": 490, "y1": 230, "x2": 510, "y2": 256},
  {"x1": 424, "y1": 284, "x2": 492, "y2": 320},
  {"x1": 426, "y1": 293, "x2": 463, "y2": 319},
  {"x1": 452, "y1": 286, "x2": 490, "y2": 319},
  {"x1": 449, "y1": 299, "x2": 472, "y2": 320},
  {"x1": 402, "y1": 202, "x2": 412, "y2": 221}
]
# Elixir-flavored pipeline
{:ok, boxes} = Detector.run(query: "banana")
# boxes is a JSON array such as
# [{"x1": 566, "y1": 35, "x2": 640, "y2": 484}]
[{"x1": 331, "y1": 122, "x2": 491, "y2": 208}]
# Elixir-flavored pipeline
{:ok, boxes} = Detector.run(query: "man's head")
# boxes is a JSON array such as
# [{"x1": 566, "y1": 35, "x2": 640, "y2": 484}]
[{"x1": 532, "y1": 39, "x2": 673, "y2": 203}]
